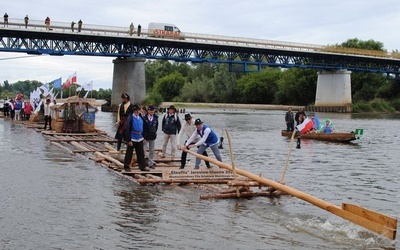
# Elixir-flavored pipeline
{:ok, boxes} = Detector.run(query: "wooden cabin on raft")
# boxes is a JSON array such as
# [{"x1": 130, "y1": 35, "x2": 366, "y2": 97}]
[{"x1": 50, "y1": 96, "x2": 101, "y2": 133}]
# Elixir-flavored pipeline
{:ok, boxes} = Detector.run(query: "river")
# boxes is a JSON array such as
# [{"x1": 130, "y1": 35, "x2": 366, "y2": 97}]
[{"x1": 0, "y1": 108, "x2": 399, "y2": 250}]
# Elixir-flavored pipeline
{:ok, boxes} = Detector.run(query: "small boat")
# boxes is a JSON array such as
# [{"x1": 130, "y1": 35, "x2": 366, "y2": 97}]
[{"x1": 281, "y1": 130, "x2": 357, "y2": 143}]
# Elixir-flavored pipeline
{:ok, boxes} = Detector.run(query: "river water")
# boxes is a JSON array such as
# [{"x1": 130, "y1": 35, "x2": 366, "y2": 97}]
[{"x1": 0, "y1": 108, "x2": 399, "y2": 250}]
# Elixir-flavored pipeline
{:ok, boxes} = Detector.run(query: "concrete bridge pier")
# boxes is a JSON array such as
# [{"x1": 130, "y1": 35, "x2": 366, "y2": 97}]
[
  {"x1": 111, "y1": 57, "x2": 146, "y2": 106},
  {"x1": 315, "y1": 69, "x2": 352, "y2": 107}
]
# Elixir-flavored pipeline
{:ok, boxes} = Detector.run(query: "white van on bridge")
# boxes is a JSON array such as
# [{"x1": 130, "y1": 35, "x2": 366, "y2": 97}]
[{"x1": 147, "y1": 22, "x2": 183, "y2": 39}]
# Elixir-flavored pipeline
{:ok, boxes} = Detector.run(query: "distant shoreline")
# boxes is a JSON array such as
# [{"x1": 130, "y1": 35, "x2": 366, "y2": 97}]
[{"x1": 161, "y1": 102, "x2": 303, "y2": 111}]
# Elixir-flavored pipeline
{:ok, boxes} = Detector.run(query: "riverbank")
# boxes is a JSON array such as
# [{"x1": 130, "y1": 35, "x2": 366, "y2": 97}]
[{"x1": 161, "y1": 102, "x2": 303, "y2": 111}]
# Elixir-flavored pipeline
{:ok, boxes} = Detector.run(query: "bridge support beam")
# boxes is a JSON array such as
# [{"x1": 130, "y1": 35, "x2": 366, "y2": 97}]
[
  {"x1": 315, "y1": 69, "x2": 352, "y2": 106},
  {"x1": 111, "y1": 57, "x2": 146, "y2": 106}
]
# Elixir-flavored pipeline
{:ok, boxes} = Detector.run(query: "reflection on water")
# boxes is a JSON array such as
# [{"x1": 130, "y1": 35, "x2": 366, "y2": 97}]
[{"x1": 0, "y1": 109, "x2": 399, "y2": 249}]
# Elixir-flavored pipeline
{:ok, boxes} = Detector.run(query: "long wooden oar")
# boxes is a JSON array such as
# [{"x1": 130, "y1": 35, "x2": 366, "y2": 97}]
[
  {"x1": 225, "y1": 129, "x2": 240, "y2": 197},
  {"x1": 280, "y1": 129, "x2": 297, "y2": 183},
  {"x1": 183, "y1": 148, "x2": 397, "y2": 240}
]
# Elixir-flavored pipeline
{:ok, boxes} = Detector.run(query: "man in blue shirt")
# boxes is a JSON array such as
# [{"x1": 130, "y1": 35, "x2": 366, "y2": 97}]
[
  {"x1": 123, "y1": 104, "x2": 149, "y2": 172},
  {"x1": 185, "y1": 118, "x2": 222, "y2": 169}
]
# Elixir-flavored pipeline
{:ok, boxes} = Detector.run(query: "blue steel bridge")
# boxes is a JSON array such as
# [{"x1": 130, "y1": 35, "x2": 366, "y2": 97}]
[{"x1": 1, "y1": 18, "x2": 400, "y2": 74}]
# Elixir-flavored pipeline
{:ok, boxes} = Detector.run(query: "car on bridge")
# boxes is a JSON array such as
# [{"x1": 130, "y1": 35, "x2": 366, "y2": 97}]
[{"x1": 147, "y1": 22, "x2": 183, "y2": 39}]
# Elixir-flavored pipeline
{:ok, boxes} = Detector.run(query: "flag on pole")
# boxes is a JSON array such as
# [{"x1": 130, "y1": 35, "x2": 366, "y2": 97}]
[
  {"x1": 296, "y1": 117, "x2": 314, "y2": 134},
  {"x1": 52, "y1": 77, "x2": 62, "y2": 89},
  {"x1": 82, "y1": 80, "x2": 93, "y2": 91},
  {"x1": 40, "y1": 83, "x2": 50, "y2": 97},
  {"x1": 70, "y1": 71, "x2": 77, "y2": 84},
  {"x1": 62, "y1": 72, "x2": 77, "y2": 89}
]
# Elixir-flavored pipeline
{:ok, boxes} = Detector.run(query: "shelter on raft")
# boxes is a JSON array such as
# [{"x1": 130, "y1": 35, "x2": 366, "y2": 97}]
[{"x1": 30, "y1": 96, "x2": 105, "y2": 133}]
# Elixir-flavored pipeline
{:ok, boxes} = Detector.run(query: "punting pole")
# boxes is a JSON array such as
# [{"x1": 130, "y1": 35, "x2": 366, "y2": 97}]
[
  {"x1": 225, "y1": 129, "x2": 240, "y2": 197},
  {"x1": 280, "y1": 129, "x2": 297, "y2": 184},
  {"x1": 182, "y1": 148, "x2": 397, "y2": 240}
]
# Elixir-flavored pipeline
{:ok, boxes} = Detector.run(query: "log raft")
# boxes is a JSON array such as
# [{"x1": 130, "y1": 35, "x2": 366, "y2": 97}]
[{"x1": 23, "y1": 123, "x2": 278, "y2": 200}]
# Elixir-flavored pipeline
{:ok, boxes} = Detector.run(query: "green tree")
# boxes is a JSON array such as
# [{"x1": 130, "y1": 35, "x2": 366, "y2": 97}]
[
  {"x1": 351, "y1": 72, "x2": 386, "y2": 102},
  {"x1": 180, "y1": 76, "x2": 214, "y2": 102},
  {"x1": 145, "y1": 60, "x2": 175, "y2": 90},
  {"x1": 339, "y1": 38, "x2": 385, "y2": 51},
  {"x1": 276, "y1": 68, "x2": 317, "y2": 105},
  {"x1": 212, "y1": 64, "x2": 238, "y2": 103},
  {"x1": 187, "y1": 63, "x2": 215, "y2": 82},
  {"x1": 153, "y1": 72, "x2": 186, "y2": 101},
  {"x1": 236, "y1": 68, "x2": 282, "y2": 104}
]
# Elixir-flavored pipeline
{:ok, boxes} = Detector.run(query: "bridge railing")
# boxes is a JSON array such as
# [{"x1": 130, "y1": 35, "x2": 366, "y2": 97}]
[{"x1": 3, "y1": 18, "x2": 400, "y2": 60}]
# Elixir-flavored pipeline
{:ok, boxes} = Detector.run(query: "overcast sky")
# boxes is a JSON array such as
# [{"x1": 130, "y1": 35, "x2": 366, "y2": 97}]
[{"x1": 1, "y1": 0, "x2": 399, "y2": 90}]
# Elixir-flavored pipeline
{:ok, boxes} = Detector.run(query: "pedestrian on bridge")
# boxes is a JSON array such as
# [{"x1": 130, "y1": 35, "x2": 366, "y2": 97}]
[
  {"x1": 78, "y1": 19, "x2": 82, "y2": 32},
  {"x1": 3, "y1": 12, "x2": 8, "y2": 27},
  {"x1": 129, "y1": 22, "x2": 134, "y2": 36},
  {"x1": 137, "y1": 24, "x2": 141, "y2": 36},
  {"x1": 71, "y1": 21, "x2": 75, "y2": 32},
  {"x1": 45, "y1": 16, "x2": 50, "y2": 30},
  {"x1": 24, "y1": 15, "x2": 29, "y2": 28}
]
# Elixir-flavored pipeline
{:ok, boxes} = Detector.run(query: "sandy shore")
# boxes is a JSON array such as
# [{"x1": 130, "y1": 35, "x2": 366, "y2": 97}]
[{"x1": 161, "y1": 102, "x2": 303, "y2": 111}]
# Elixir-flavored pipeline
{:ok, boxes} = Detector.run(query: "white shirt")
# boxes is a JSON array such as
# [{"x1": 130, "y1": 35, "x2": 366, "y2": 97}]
[{"x1": 177, "y1": 118, "x2": 200, "y2": 146}]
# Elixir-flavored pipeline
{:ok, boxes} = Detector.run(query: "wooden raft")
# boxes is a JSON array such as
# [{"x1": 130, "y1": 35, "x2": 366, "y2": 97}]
[{"x1": 14, "y1": 122, "x2": 278, "y2": 200}]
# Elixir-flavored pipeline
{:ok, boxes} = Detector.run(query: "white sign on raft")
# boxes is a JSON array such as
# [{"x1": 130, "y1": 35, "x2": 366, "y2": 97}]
[{"x1": 162, "y1": 169, "x2": 234, "y2": 180}]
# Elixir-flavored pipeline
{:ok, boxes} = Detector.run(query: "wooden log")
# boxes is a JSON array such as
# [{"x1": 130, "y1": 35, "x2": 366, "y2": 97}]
[
  {"x1": 182, "y1": 148, "x2": 397, "y2": 240},
  {"x1": 137, "y1": 179, "x2": 231, "y2": 185},
  {"x1": 200, "y1": 191, "x2": 274, "y2": 199},
  {"x1": 95, "y1": 151, "x2": 124, "y2": 167},
  {"x1": 220, "y1": 186, "x2": 250, "y2": 194},
  {"x1": 50, "y1": 141, "x2": 73, "y2": 154},
  {"x1": 70, "y1": 141, "x2": 89, "y2": 151},
  {"x1": 72, "y1": 149, "x2": 110, "y2": 153},
  {"x1": 50, "y1": 138, "x2": 117, "y2": 142},
  {"x1": 227, "y1": 180, "x2": 267, "y2": 187}
]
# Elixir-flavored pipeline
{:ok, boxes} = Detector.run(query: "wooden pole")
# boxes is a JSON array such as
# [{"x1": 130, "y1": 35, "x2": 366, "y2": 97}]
[
  {"x1": 182, "y1": 148, "x2": 397, "y2": 240},
  {"x1": 225, "y1": 129, "x2": 240, "y2": 197},
  {"x1": 280, "y1": 129, "x2": 296, "y2": 183}
]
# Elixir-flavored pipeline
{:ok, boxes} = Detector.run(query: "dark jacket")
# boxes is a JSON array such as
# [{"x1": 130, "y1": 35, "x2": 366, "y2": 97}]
[
  {"x1": 162, "y1": 113, "x2": 181, "y2": 135},
  {"x1": 114, "y1": 103, "x2": 134, "y2": 140},
  {"x1": 142, "y1": 114, "x2": 158, "y2": 140}
]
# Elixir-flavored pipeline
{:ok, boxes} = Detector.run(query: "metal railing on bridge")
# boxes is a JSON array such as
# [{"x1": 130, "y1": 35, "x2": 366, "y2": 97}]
[{"x1": 3, "y1": 17, "x2": 399, "y2": 61}]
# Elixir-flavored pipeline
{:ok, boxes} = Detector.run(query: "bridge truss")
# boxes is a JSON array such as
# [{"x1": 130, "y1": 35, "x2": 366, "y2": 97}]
[{"x1": 1, "y1": 28, "x2": 400, "y2": 74}]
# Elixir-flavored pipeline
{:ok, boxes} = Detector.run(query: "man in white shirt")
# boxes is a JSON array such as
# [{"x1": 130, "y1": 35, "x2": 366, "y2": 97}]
[{"x1": 43, "y1": 98, "x2": 53, "y2": 130}]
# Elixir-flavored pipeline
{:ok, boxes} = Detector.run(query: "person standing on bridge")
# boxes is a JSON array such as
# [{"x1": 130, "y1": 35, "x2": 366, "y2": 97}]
[
  {"x1": 24, "y1": 15, "x2": 29, "y2": 28},
  {"x1": 71, "y1": 21, "x2": 75, "y2": 32},
  {"x1": 45, "y1": 17, "x2": 50, "y2": 30},
  {"x1": 137, "y1": 24, "x2": 141, "y2": 36},
  {"x1": 78, "y1": 19, "x2": 82, "y2": 32},
  {"x1": 3, "y1": 13, "x2": 8, "y2": 27},
  {"x1": 129, "y1": 22, "x2": 134, "y2": 36}
]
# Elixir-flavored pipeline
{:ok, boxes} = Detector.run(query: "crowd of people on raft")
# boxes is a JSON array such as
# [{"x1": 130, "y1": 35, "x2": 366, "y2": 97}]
[
  {"x1": 2, "y1": 94, "x2": 35, "y2": 121},
  {"x1": 2, "y1": 93, "x2": 89, "y2": 133},
  {"x1": 285, "y1": 107, "x2": 334, "y2": 134},
  {"x1": 115, "y1": 92, "x2": 222, "y2": 172}
]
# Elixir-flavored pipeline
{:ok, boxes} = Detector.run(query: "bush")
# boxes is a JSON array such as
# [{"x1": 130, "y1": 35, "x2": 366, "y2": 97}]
[
  {"x1": 352, "y1": 101, "x2": 372, "y2": 112},
  {"x1": 370, "y1": 99, "x2": 395, "y2": 112},
  {"x1": 352, "y1": 99, "x2": 396, "y2": 112},
  {"x1": 389, "y1": 99, "x2": 400, "y2": 111},
  {"x1": 143, "y1": 91, "x2": 163, "y2": 106}
]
